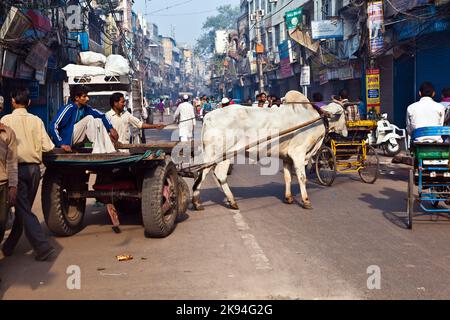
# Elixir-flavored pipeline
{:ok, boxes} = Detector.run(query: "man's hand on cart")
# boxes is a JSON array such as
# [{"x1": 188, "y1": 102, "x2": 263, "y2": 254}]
[
  {"x1": 109, "y1": 128, "x2": 119, "y2": 143},
  {"x1": 61, "y1": 145, "x2": 73, "y2": 153}
]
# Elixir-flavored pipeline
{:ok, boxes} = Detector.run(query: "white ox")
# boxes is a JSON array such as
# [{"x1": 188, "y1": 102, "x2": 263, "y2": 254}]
[{"x1": 192, "y1": 90, "x2": 348, "y2": 210}]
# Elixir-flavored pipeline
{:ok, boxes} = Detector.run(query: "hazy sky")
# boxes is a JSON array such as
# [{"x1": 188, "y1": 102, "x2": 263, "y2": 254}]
[{"x1": 133, "y1": 0, "x2": 240, "y2": 46}]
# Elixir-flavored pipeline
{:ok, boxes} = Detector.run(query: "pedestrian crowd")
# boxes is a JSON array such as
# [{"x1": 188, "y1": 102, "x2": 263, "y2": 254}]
[{"x1": 1, "y1": 81, "x2": 450, "y2": 262}]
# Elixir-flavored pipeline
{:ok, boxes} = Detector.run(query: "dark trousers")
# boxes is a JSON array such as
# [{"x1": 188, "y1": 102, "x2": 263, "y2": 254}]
[{"x1": 3, "y1": 164, "x2": 51, "y2": 254}]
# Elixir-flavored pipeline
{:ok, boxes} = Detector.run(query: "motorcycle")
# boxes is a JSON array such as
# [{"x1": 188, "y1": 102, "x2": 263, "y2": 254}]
[{"x1": 368, "y1": 113, "x2": 407, "y2": 157}]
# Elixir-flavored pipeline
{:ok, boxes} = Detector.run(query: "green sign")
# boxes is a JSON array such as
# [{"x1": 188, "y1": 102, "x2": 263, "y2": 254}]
[{"x1": 285, "y1": 7, "x2": 303, "y2": 31}]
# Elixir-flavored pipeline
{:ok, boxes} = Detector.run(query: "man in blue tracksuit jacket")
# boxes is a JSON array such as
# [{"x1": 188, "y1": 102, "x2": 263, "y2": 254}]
[{"x1": 50, "y1": 85, "x2": 119, "y2": 153}]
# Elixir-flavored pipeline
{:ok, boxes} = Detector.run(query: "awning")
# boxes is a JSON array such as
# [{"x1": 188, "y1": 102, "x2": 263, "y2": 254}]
[{"x1": 289, "y1": 28, "x2": 320, "y2": 53}]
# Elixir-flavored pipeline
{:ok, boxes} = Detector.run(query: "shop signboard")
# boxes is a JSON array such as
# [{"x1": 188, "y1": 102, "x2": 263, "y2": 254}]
[
  {"x1": 311, "y1": 19, "x2": 344, "y2": 40},
  {"x1": 366, "y1": 69, "x2": 381, "y2": 113},
  {"x1": 300, "y1": 65, "x2": 311, "y2": 86},
  {"x1": 285, "y1": 8, "x2": 303, "y2": 31}
]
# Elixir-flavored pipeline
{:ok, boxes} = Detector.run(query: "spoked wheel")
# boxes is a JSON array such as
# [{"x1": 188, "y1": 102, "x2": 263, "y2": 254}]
[
  {"x1": 142, "y1": 160, "x2": 179, "y2": 238},
  {"x1": 359, "y1": 145, "x2": 380, "y2": 184},
  {"x1": 407, "y1": 169, "x2": 415, "y2": 230},
  {"x1": 315, "y1": 146, "x2": 337, "y2": 186}
]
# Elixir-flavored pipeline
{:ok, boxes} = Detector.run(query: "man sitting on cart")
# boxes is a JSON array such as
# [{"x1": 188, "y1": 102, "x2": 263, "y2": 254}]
[
  {"x1": 406, "y1": 82, "x2": 446, "y2": 143},
  {"x1": 49, "y1": 85, "x2": 119, "y2": 153}
]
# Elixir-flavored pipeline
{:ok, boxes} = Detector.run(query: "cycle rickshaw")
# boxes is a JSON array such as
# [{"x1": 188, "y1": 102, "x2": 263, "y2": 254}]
[
  {"x1": 315, "y1": 120, "x2": 381, "y2": 186},
  {"x1": 407, "y1": 127, "x2": 450, "y2": 229}
]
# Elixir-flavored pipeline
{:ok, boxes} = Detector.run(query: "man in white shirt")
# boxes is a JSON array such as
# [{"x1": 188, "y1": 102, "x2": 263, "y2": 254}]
[
  {"x1": 102, "y1": 93, "x2": 165, "y2": 232},
  {"x1": 174, "y1": 95, "x2": 196, "y2": 142},
  {"x1": 105, "y1": 93, "x2": 165, "y2": 146},
  {"x1": 406, "y1": 82, "x2": 446, "y2": 142}
]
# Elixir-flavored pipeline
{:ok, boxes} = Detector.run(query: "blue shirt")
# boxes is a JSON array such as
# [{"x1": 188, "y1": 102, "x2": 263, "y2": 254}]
[{"x1": 49, "y1": 102, "x2": 113, "y2": 147}]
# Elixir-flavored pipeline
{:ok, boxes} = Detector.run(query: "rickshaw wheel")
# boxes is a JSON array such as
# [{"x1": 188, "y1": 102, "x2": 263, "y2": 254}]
[
  {"x1": 315, "y1": 146, "x2": 337, "y2": 187},
  {"x1": 359, "y1": 146, "x2": 380, "y2": 184},
  {"x1": 407, "y1": 169, "x2": 415, "y2": 230}
]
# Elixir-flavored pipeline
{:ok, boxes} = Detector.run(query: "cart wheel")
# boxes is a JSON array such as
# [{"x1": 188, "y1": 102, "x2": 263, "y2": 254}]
[
  {"x1": 407, "y1": 169, "x2": 415, "y2": 230},
  {"x1": 42, "y1": 171, "x2": 88, "y2": 237},
  {"x1": 142, "y1": 160, "x2": 179, "y2": 238},
  {"x1": 178, "y1": 176, "x2": 190, "y2": 215},
  {"x1": 315, "y1": 146, "x2": 337, "y2": 186},
  {"x1": 359, "y1": 146, "x2": 380, "y2": 184}
]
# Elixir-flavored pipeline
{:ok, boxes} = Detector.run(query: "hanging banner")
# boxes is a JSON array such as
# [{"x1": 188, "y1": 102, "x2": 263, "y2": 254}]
[
  {"x1": 368, "y1": 1, "x2": 384, "y2": 54},
  {"x1": 15, "y1": 60, "x2": 34, "y2": 80},
  {"x1": 366, "y1": 69, "x2": 381, "y2": 113},
  {"x1": 285, "y1": 8, "x2": 303, "y2": 31},
  {"x1": 278, "y1": 40, "x2": 293, "y2": 79},
  {"x1": 1, "y1": 50, "x2": 18, "y2": 78}
]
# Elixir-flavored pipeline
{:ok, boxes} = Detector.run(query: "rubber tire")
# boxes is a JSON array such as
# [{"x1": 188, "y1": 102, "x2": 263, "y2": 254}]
[
  {"x1": 142, "y1": 160, "x2": 179, "y2": 238},
  {"x1": 359, "y1": 146, "x2": 380, "y2": 184},
  {"x1": 315, "y1": 146, "x2": 337, "y2": 187},
  {"x1": 384, "y1": 141, "x2": 401, "y2": 157},
  {"x1": 407, "y1": 169, "x2": 414, "y2": 230},
  {"x1": 178, "y1": 176, "x2": 190, "y2": 215},
  {"x1": 42, "y1": 171, "x2": 87, "y2": 237}
]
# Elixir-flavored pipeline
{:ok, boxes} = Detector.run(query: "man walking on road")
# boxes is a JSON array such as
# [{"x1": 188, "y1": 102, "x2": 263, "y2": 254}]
[
  {"x1": 157, "y1": 99, "x2": 165, "y2": 122},
  {"x1": 49, "y1": 85, "x2": 119, "y2": 154},
  {"x1": 1, "y1": 87, "x2": 55, "y2": 261},
  {"x1": 174, "y1": 95, "x2": 196, "y2": 142},
  {"x1": 0, "y1": 123, "x2": 17, "y2": 246}
]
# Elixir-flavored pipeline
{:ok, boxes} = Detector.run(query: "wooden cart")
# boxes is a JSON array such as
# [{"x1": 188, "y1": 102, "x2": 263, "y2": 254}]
[{"x1": 42, "y1": 142, "x2": 190, "y2": 238}]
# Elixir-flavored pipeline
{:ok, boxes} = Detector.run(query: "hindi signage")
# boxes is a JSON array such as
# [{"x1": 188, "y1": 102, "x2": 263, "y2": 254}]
[{"x1": 366, "y1": 69, "x2": 381, "y2": 113}]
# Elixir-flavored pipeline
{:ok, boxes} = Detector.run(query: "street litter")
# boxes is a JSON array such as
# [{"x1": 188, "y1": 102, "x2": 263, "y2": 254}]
[
  {"x1": 100, "y1": 272, "x2": 127, "y2": 277},
  {"x1": 116, "y1": 255, "x2": 133, "y2": 262}
]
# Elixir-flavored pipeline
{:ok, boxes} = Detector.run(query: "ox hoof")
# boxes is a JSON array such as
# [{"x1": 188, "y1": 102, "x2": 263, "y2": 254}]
[
  {"x1": 192, "y1": 198, "x2": 205, "y2": 211},
  {"x1": 302, "y1": 202, "x2": 313, "y2": 210},
  {"x1": 284, "y1": 197, "x2": 294, "y2": 205},
  {"x1": 228, "y1": 203, "x2": 240, "y2": 210},
  {"x1": 193, "y1": 204, "x2": 205, "y2": 211}
]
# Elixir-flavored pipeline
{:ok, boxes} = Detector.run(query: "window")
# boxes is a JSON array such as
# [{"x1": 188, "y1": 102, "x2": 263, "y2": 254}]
[
  {"x1": 322, "y1": 0, "x2": 332, "y2": 19},
  {"x1": 267, "y1": 0, "x2": 272, "y2": 13},
  {"x1": 275, "y1": 24, "x2": 281, "y2": 46}
]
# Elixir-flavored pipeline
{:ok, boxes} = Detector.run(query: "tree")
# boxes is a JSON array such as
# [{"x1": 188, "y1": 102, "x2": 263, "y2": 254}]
[{"x1": 195, "y1": 5, "x2": 240, "y2": 57}]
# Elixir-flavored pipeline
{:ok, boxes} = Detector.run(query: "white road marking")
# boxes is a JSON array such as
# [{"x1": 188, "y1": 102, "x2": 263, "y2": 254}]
[{"x1": 232, "y1": 210, "x2": 272, "y2": 271}]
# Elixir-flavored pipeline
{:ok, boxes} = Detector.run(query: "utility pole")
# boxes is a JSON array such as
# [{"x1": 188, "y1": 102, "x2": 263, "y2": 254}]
[{"x1": 255, "y1": 11, "x2": 265, "y2": 94}]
